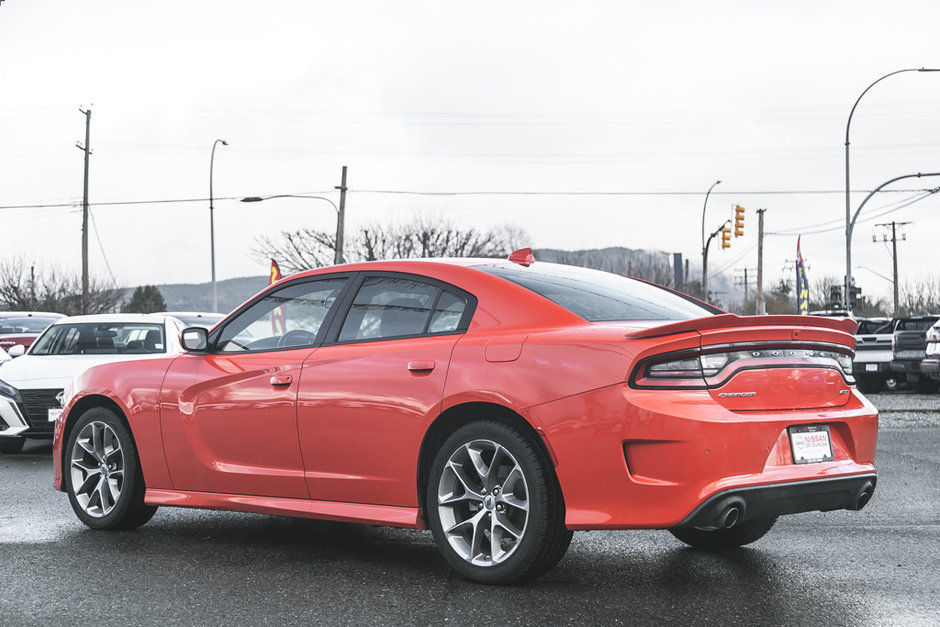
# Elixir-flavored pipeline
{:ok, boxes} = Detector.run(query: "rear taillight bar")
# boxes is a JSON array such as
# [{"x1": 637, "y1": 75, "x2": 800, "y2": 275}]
[{"x1": 630, "y1": 342, "x2": 855, "y2": 389}]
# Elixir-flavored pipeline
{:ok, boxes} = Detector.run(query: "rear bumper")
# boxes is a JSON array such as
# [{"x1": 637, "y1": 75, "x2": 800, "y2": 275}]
[
  {"x1": 674, "y1": 474, "x2": 876, "y2": 530},
  {"x1": 920, "y1": 358, "x2": 939, "y2": 378},
  {"x1": 530, "y1": 383, "x2": 879, "y2": 530}
]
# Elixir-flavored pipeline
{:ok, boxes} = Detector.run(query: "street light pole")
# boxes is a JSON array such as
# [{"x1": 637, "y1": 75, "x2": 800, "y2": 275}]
[
  {"x1": 700, "y1": 179, "x2": 721, "y2": 298},
  {"x1": 703, "y1": 219, "x2": 731, "y2": 304},
  {"x1": 240, "y1": 194, "x2": 343, "y2": 266},
  {"x1": 846, "y1": 172, "x2": 940, "y2": 310},
  {"x1": 844, "y1": 67, "x2": 939, "y2": 311},
  {"x1": 209, "y1": 138, "x2": 228, "y2": 313}
]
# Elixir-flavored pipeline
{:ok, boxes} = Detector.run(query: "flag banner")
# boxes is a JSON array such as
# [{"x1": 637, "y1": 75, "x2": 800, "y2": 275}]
[
  {"x1": 270, "y1": 259, "x2": 286, "y2": 335},
  {"x1": 796, "y1": 237, "x2": 809, "y2": 315}
]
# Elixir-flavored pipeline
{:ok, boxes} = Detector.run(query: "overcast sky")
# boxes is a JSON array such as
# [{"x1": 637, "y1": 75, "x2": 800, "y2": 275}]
[{"x1": 2, "y1": 0, "x2": 940, "y2": 304}]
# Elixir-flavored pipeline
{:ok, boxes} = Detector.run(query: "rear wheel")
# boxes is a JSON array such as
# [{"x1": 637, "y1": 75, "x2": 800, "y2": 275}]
[
  {"x1": 64, "y1": 407, "x2": 157, "y2": 530},
  {"x1": 669, "y1": 516, "x2": 777, "y2": 550},
  {"x1": 0, "y1": 437, "x2": 26, "y2": 455},
  {"x1": 427, "y1": 421, "x2": 572, "y2": 584}
]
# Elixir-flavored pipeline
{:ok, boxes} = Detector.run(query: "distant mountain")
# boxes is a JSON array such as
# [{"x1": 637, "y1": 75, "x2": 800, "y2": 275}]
[{"x1": 122, "y1": 247, "x2": 740, "y2": 313}]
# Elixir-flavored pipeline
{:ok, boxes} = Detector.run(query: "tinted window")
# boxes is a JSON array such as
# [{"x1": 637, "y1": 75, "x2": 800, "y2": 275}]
[
  {"x1": 30, "y1": 323, "x2": 166, "y2": 355},
  {"x1": 896, "y1": 318, "x2": 939, "y2": 331},
  {"x1": 478, "y1": 263, "x2": 713, "y2": 322},
  {"x1": 856, "y1": 319, "x2": 894, "y2": 335},
  {"x1": 429, "y1": 291, "x2": 468, "y2": 333},
  {"x1": 217, "y1": 278, "x2": 346, "y2": 352},
  {"x1": 339, "y1": 277, "x2": 439, "y2": 341}
]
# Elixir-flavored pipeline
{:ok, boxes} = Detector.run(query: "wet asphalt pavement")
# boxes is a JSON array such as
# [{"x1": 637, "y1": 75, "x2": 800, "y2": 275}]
[{"x1": 1, "y1": 392, "x2": 938, "y2": 626}]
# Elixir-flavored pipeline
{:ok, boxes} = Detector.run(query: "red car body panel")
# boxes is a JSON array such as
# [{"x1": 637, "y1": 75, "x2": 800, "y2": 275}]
[{"x1": 52, "y1": 259, "x2": 878, "y2": 534}]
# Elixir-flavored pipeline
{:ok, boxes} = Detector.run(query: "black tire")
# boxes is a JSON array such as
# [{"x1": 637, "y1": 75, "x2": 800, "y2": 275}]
[
  {"x1": 64, "y1": 407, "x2": 157, "y2": 530},
  {"x1": 669, "y1": 516, "x2": 777, "y2": 550},
  {"x1": 0, "y1": 436, "x2": 26, "y2": 455},
  {"x1": 427, "y1": 421, "x2": 572, "y2": 584}
]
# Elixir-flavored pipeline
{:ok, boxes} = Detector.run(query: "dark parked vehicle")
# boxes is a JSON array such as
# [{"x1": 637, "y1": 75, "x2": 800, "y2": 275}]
[{"x1": 890, "y1": 315, "x2": 940, "y2": 394}]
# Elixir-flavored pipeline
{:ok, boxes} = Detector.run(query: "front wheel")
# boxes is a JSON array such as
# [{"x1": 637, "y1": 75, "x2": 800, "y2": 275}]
[
  {"x1": 64, "y1": 407, "x2": 157, "y2": 530},
  {"x1": 669, "y1": 516, "x2": 778, "y2": 550},
  {"x1": 427, "y1": 421, "x2": 572, "y2": 584}
]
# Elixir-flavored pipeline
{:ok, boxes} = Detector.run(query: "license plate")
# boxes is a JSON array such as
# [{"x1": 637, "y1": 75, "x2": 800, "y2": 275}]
[
  {"x1": 789, "y1": 425, "x2": 834, "y2": 464},
  {"x1": 48, "y1": 408, "x2": 62, "y2": 422},
  {"x1": 865, "y1": 363, "x2": 878, "y2": 372}
]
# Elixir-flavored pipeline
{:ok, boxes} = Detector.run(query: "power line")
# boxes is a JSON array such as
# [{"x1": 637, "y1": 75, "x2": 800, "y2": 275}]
[{"x1": 4, "y1": 187, "x2": 938, "y2": 213}]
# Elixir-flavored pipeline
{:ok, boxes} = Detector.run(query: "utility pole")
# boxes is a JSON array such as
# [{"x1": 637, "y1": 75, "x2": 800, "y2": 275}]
[
  {"x1": 76, "y1": 107, "x2": 92, "y2": 314},
  {"x1": 875, "y1": 220, "x2": 910, "y2": 316},
  {"x1": 756, "y1": 209, "x2": 766, "y2": 315},
  {"x1": 334, "y1": 166, "x2": 348, "y2": 264}
]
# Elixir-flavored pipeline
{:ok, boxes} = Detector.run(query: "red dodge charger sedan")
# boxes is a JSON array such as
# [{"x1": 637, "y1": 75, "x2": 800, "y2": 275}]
[{"x1": 52, "y1": 253, "x2": 877, "y2": 584}]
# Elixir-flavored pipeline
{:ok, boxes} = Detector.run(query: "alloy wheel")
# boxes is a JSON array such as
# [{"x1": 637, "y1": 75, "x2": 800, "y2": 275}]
[
  {"x1": 69, "y1": 420, "x2": 126, "y2": 518},
  {"x1": 436, "y1": 438, "x2": 530, "y2": 566}
]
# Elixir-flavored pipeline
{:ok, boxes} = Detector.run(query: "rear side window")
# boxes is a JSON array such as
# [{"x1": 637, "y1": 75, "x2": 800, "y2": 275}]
[
  {"x1": 478, "y1": 263, "x2": 714, "y2": 322},
  {"x1": 338, "y1": 276, "x2": 470, "y2": 342}
]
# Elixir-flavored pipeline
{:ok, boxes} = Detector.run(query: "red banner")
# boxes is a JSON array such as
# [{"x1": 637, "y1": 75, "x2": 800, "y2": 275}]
[{"x1": 270, "y1": 259, "x2": 286, "y2": 335}]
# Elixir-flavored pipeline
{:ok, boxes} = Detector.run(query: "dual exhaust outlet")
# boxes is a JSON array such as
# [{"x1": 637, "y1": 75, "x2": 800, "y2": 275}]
[{"x1": 710, "y1": 479, "x2": 875, "y2": 530}]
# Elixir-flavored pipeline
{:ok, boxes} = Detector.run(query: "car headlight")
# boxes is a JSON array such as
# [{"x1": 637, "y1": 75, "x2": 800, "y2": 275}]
[{"x1": 0, "y1": 378, "x2": 21, "y2": 401}]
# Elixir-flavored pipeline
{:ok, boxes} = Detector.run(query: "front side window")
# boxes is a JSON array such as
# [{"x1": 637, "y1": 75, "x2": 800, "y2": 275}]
[
  {"x1": 338, "y1": 276, "x2": 469, "y2": 342},
  {"x1": 217, "y1": 278, "x2": 347, "y2": 352},
  {"x1": 30, "y1": 323, "x2": 166, "y2": 355}
]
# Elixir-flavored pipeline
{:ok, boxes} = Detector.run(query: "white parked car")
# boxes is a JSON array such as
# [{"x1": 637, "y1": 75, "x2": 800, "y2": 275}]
[
  {"x1": 0, "y1": 313, "x2": 185, "y2": 454},
  {"x1": 160, "y1": 311, "x2": 225, "y2": 329},
  {"x1": 920, "y1": 319, "x2": 940, "y2": 385}
]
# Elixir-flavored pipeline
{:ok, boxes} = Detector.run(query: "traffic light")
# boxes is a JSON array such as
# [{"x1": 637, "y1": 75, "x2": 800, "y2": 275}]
[
  {"x1": 734, "y1": 205, "x2": 745, "y2": 237},
  {"x1": 849, "y1": 283, "x2": 862, "y2": 309},
  {"x1": 721, "y1": 226, "x2": 731, "y2": 249}
]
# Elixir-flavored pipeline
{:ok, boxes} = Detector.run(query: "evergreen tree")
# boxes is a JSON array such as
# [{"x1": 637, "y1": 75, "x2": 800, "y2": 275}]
[{"x1": 123, "y1": 285, "x2": 166, "y2": 313}]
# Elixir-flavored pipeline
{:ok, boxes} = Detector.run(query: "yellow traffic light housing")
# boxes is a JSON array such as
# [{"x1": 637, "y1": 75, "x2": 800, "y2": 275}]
[
  {"x1": 721, "y1": 226, "x2": 731, "y2": 249},
  {"x1": 734, "y1": 205, "x2": 745, "y2": 237}
]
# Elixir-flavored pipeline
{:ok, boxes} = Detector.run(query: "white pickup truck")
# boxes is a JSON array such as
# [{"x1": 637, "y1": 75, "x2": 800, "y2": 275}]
[{"x1": 853, "y1": 317, "x2": 900, "y2": 393}]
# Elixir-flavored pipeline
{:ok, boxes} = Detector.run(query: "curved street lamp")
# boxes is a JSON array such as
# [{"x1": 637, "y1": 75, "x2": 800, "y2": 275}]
[
  {"x1": 846, "y1": 171, "x2": 940, "y2": 313},
  {"x1": 700, "y1": 179, "x2": 721, "y2": 298},
  {"x1": 209, "y1": 138, "x2": 228, "y2": 313},
  {"x1": 843, "y1": 67, "x2": 939, "y2": 310},
  {"x1": 240, "y1": 194, "x2": 345, "y2": 265}
]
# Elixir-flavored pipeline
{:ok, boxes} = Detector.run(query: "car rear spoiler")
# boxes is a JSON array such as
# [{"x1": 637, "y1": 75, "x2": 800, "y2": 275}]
[{"x1": 625, "y1": 313, "x2": 857, "y2": 339}]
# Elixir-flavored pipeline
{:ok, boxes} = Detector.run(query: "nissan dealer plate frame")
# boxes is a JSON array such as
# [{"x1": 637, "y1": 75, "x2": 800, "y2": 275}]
[{"x1": 788, "y1": 424, "x2": 834, "y2": 464}]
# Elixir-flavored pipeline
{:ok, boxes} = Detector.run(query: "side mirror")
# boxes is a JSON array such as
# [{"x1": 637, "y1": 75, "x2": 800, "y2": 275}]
[
  {"x1": 181, "y1": 327, "x2": 209, "y2": 352},
  {"x1": 7, "y1": 345, "x2": 25, "y2": 358}
]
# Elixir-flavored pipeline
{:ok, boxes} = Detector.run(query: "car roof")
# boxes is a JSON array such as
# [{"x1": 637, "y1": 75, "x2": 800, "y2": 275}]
[
  {"x1": 0, "y1": 311, "x2": 65, "y2": 318},
  {"x1": 51, "y1": 313, "x2": 176, "y2": 325}
]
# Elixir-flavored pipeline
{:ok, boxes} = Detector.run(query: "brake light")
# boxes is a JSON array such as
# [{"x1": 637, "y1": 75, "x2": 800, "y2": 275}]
[{"x1": 631, "y1": 344, "x2": 855, "y2": 389}]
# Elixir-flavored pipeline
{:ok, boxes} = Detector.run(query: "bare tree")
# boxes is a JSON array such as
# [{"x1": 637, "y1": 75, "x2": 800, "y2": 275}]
[
  {"x1": 899, "y1": 277, "x2": 940, "y2": 316},
  {"x1": 0, "y1": 258, "x2": 123, "y2": 315},
  {"x1": 254, "y1": 216, "x2": 528, "y2": 274}
]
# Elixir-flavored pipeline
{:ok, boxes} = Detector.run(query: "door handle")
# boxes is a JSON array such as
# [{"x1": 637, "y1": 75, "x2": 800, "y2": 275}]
[
  {"x1": 269, "y1": 374, "x2": 293, "y2": 387},
  {"x1": 407, "y1": 360, "x2": 436, "y2": 373}
]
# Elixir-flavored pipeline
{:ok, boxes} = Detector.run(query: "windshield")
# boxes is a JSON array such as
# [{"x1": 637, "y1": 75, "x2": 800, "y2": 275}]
[
  {"x1": 0, "y1": 315, "x2": 62, "y2": 334},
  {"x1": 30, "y1": 322, "x2": 167, "y2": 355},
  {"x1": 477, "y1": 263, "x2": 716, "y2": 322}
]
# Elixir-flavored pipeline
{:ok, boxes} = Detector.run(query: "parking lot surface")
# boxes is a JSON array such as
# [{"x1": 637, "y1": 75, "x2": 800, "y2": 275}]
[{"x1": 1, "y1": 393, "x2": 938, "y2": 626}]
